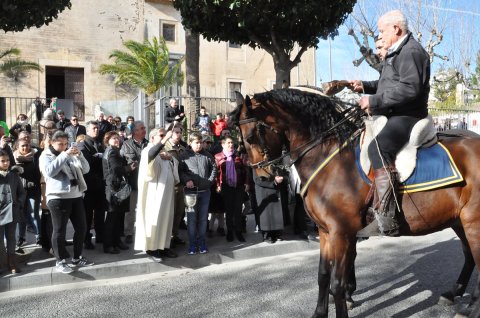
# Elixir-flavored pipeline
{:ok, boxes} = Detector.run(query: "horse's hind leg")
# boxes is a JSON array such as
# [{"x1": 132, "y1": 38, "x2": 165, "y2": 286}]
[{"x1": 439, "y1": 225, "x2": 475, "y2": 305}]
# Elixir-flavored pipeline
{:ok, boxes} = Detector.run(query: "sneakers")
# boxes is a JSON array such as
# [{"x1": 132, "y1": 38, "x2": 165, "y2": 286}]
[
  {"x1": 187, "y1": 245, "x2": 197, "y2": 255},
  {"x1": 71, "y1": 256, "x2": 94, "y2": 267},
  {"x1": 56, "y1": 260, "x2": 74, "y2": 274},
  {"x1": 199, "y1": 244, "x2": 208, "y2": 254}
]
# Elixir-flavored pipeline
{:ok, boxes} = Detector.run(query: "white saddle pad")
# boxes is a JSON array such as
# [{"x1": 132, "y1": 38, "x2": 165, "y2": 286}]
[{"x1": 360, "y1": 115, "x2": 437, "y2": 182}]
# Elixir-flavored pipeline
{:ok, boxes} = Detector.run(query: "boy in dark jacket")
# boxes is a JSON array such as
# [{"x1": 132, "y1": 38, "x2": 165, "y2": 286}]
[{"x1": 179, "y1": 132, "x2": 216, "y2": 255}]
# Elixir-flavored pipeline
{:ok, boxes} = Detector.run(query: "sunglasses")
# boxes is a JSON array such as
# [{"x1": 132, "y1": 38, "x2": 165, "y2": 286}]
[{"x1": 159, "y1": 134, "x2": 165, "y2": 138}]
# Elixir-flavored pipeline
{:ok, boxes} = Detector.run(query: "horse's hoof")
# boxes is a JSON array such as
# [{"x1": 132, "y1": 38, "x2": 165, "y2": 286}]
[
  {"x1": 454, "y1": 306, "x2": 472, "y2": 318},
  {"x1": 346, "y1": 299, "x2": 355, "y2": 310},
  {"x1": 328, "y1": 294, "x2": 334, "y2": 304},
  {"x1": 438, "y1": 295, "x2": 454, "y2": 306}
]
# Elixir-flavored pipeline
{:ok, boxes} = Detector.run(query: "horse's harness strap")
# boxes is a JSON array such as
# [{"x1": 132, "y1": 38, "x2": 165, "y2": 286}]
[{"x1": 299, "y1": 129, "x2": 363, "y2": 197}]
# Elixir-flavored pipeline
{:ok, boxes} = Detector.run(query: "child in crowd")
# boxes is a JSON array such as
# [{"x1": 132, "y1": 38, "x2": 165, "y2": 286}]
[
  {"x1": 211, "y1": 113, "x2": 228, "y2": 140},
  {"x1": 179, "y1": 132, "x2": 216, "y2": 255},
  {"x1": 0, "y1": 150, "x2": 26, "y2": 274}
]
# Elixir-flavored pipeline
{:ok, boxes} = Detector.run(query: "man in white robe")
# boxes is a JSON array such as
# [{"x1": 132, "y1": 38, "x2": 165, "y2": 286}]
[{"x1": 135, "y1": 128, "x2": 179, "y2": 261}]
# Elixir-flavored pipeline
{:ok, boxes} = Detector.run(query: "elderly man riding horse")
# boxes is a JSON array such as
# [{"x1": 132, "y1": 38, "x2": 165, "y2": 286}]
[{"x1": 349, "y1": 10, "x2": 431, "y2": 237}]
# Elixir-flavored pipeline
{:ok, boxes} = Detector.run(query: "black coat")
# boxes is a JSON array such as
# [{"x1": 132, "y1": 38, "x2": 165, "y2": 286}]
[
  {"x1": 362, "y1": 32, "x2": 430, "y2": 118},
  {"x1": 102, "y1": 146, "x2": 130, "y2": 212},
  {"x1": 78, "y1": 135, "x2": 105, "y2": 192},
  {"x1": 165, "y1": 105, "x2": 185, "y2": 123}
]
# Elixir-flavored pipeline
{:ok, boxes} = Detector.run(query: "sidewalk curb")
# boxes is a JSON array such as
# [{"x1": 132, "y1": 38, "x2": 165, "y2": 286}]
[{"x1": 0, "y1": 239, "x2": 319, "y2": 292}]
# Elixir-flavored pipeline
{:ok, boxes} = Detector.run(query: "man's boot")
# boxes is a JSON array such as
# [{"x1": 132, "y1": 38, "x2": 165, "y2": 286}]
[
  {"x1": 357, "y1": 166, "x2": 400, "y2": 237},
  {"x1": 7, "y1": 253, "x2": 21, "y2": 274}
]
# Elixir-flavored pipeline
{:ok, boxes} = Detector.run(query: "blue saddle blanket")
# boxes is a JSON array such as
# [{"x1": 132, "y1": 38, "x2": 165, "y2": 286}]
[{"x1": 356, "y1": 143, "x2": 464, "y2": 193}]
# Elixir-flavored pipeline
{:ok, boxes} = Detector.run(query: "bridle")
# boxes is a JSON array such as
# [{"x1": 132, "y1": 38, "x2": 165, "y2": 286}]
[
  {"x1": 237, "y1": 116, "x2": 287, "y2": 172},
  {"x1": 236, "y1": 104, "x2": 363, "y2": 172}
]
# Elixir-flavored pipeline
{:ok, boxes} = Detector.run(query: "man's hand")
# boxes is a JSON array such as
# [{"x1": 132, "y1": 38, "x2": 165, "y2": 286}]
[
  {"x1": 348, "y1": 80, "x2": 364, "y2": 93},
  {"x1": 0, "y1": 136, "x2": 10, "y2": 148},
  {"x1": 274, "y1": 176, "x2": 284, "y2": 184},
  {"x1": 358, "y1": 96, "x2": 371, "y2": 115}
]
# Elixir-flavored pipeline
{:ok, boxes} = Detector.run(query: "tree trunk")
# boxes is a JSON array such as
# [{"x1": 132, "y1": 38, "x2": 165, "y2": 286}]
[
  {"x1": 273, "y1": 52, "x2": 294, "y2": 89},
  {"x1": 185, "y1": 29, "x2": 200, "y2": 116}
]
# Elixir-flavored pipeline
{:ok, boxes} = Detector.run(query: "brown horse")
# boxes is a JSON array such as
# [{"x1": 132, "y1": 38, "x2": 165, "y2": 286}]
[{"x1": 231, "y1": 88, "x2": 480, "y2": 318}]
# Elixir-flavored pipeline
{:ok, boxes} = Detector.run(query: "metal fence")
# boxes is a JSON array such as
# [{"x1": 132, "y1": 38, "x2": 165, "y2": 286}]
[
  {"x1": 429, "y1": 107, "x2": 480, "y2": 134},
  {"x1": 0, "y1": 97, "x2": 51, "y2": 145},
  {"x1": 3, "y1": 95, "x2": 480, "y2": 142},
  {"x1": 153, "y1": 95, "x2": 236, "y2": 131}
]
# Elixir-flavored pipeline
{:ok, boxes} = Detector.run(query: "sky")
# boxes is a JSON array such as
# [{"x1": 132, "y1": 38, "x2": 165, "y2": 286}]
[{"x1": 315, "y1": 0, "x2": 480, "y2": 85}]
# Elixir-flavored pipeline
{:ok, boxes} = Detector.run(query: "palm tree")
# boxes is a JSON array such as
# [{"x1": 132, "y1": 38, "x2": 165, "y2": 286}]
[
  {"x1": 99, "y1": 36, "x2": 184, "y2": 107},
  {"x1": 0, "y1": 48, "x2": 43, "y2": 93}
]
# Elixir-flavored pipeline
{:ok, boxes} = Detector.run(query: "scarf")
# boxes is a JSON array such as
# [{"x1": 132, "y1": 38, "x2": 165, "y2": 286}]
[
  {"x1": 14, "y1": 148, "x2": 36, "y2": 164},
  {"x1": 223, "y1": 149, "x2": 237, "y2": 187}
]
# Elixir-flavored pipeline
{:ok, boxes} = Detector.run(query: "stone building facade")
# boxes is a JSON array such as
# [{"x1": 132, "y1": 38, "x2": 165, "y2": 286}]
[{"x1": 0, "y1": 0, "x2": 315, "y2": 124}]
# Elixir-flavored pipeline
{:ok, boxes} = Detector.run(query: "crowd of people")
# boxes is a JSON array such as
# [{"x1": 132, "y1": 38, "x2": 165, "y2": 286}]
[{"x1": 0, "y1": 101, "x2": 312, "y2": 275}]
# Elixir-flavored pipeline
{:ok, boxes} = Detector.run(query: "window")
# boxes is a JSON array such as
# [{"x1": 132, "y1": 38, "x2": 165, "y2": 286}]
[
  {"x1": 228, "y1": 41, "x2": 241, "y2": 48},
  {"x1": 229, "y1": 82, "x2": 242, "y2": 101},
  {"x1": 162, "y1": 23, "x2": 176, "y2": 42}
]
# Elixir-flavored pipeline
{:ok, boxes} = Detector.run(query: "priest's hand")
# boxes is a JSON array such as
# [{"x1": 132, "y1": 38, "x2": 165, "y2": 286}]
[{"x1": 159, "y1": 152, "x2": 172, "y2": 160}]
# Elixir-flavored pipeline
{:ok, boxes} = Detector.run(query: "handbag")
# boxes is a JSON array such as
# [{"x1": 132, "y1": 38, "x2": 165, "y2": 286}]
[
  {"x1": 111, "y1": 177, "x2": 131, "y2": 205},
  {"x1": 105, "y1": 148, "x2": 132, "y2": 205}
]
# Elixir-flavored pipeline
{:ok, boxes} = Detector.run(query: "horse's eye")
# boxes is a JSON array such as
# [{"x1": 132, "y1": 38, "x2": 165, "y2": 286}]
[{"x1": 246, "y1": 134, "x2": 254, "y2": 144}]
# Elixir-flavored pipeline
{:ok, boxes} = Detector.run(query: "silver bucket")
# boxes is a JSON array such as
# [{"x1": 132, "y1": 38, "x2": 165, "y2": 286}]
[{"x1": 184, "y1": 187, "x2": 198, "y2": 213}]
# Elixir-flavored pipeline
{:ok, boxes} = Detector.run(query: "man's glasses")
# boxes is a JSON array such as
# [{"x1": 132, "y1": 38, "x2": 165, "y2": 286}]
[
  {"x1": 71, "y1": 119, "x2": 78, "y2": 121},
  {"x1": 173, "y1": 131, "x2": 182, "y2": 134}
]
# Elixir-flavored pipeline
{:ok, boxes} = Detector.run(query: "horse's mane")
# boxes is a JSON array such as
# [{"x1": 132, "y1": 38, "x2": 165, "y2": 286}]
[{"x1": 252, "y1": 89, "x2": 363, "y2": 145}]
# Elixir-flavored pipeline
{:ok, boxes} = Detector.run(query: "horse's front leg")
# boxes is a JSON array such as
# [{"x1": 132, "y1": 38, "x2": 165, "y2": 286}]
[
  {"x1": 312, "y1": 232, "x2": 332, "y2": 318},
  {"x1": 312, "y1": 232, "x2": 355, "y2": 318},
  {"x1": 329, "y1": 233, "x2": 356, "y2": 318}
]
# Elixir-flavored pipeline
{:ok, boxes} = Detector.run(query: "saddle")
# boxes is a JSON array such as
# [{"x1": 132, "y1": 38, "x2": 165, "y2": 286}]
[{"x1": 359, "y1": 115, "x2": 437, "y2": 182}]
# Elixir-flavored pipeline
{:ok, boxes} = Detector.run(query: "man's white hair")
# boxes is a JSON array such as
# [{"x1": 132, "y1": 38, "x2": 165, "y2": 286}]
[{"x1": 380, "y1": 10, "x2": 409, "y2": 32}]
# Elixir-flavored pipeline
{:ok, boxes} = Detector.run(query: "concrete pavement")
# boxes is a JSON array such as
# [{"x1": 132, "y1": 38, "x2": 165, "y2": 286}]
[{"x1": 0, "y1": 216, "x2": 319, "y2": 292}]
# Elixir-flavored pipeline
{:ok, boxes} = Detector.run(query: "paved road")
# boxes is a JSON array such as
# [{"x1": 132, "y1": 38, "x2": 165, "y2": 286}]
[{"x1": 0, "y1": 229, "x2": 475, "y2": 317}]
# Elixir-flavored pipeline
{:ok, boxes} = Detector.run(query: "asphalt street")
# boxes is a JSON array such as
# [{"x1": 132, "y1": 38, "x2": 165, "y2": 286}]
[{"x1": 0, "y1": 229, "x2": 476, "y2": 318}]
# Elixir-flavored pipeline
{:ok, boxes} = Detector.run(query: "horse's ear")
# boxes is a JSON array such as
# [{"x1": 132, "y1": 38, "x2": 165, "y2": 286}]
[
  {"x1": 245, "y1": 95, "x2": 252, "y2": 111},
  {"x1": 235, "y1": 91, "x2": 244, "y2": 107}
]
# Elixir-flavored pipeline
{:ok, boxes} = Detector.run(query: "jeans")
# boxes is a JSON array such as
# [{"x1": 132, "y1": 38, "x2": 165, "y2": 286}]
[
  {"x1": 18, "y1": 196, "x2": 41, "y2": 239},
  {"x1": 186, "y1": 190, "x2": 210, "y2": 247},
  {"x1": 47, "y1": 197, "x2": 86, "y2": 261}
]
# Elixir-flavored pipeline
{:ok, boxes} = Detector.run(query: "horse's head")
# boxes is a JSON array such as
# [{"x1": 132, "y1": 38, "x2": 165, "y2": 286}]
[
  {"x1": 231, "y1": 91, "x2": 288, "y2": 178},
  {"x1": 231, "y1": 89, "x2": 364, "y2": 178}
]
